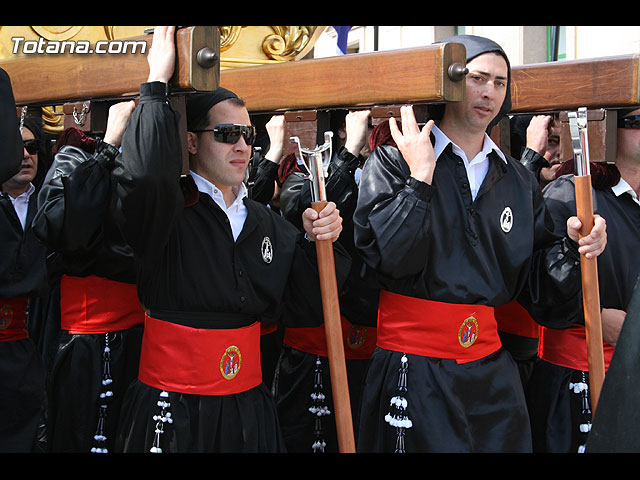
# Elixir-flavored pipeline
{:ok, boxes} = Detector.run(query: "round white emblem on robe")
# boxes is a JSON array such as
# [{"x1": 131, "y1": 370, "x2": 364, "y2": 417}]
[
  {"x1": 261, "y1": 236, "x2": 273, "y2": 263},
  {"x1": 500, "y1": 207, "x2": 513, "y2": 233}
]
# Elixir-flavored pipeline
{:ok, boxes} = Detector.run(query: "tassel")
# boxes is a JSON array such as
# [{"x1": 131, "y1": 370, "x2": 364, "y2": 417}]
[
  {"x1": 570, "y1": 371, "x2": 592, "y2": 453},
  {"x1": 308, "y1": 356, "x2": 331, "y2": 452},
  {"x1": 385, "y1": 354, "x2": 412, "y2": 453},
  {"x1": 150, "y1": 391, "x2": 173, "y2": 453},
  {"x1": 90, "y1": 333, "x2": 113, "y2": 453}
]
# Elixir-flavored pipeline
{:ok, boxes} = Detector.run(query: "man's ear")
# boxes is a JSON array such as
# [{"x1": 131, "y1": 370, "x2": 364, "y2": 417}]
[{"x1": 187, "y1": 131, "x2": 198, "y2": 155}]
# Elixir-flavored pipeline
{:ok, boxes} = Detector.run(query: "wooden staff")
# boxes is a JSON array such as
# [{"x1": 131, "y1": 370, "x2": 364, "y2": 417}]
[
  {"x1": 292, "y1": 134, "x2": 356, "y2": 453},
  {"x1": 568, "y1": 108, "x2": 606, "y2": 413}
]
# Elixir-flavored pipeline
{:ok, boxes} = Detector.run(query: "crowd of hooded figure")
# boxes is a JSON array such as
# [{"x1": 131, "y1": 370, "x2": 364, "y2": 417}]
[{"x1": 1, "y1": 27, "x2": 639, "y2": 454}]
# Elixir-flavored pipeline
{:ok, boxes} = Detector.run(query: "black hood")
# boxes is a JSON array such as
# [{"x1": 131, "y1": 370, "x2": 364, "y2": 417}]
[{"x1": 430, "y1": 34, "x2": 512, "y2": 133}]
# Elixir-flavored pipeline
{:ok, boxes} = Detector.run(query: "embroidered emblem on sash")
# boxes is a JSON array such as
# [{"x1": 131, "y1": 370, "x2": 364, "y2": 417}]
[
  {"x1": 261, "y1": 236, "x2": 273, "y2": 263},
  {"x1": 0, "y1": 305, "x2": 13, "y2": 330},
  {"x1": 500, "y1": 206, "x2": 513, "y2": 233},
  {"x1": 458, "y1": 316, "x2": 479, "y2": 348},
  {"x1": 347, "y1": 325, "x2": 367, "y2": 350},
  {"x1": 220, "y1": 345, "x2": 242, "y2": 380}
]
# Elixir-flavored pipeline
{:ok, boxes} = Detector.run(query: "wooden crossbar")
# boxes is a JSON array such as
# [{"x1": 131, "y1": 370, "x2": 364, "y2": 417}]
[
  {"x1": 1, "y1": 26, "x2": 220, "y2": 105},
  {"x1": 511, "y1": 54, "x2": 640, "y2": 113},
  {"x1": 220, "y1": 43, "x2": 467, "y2": 113}
]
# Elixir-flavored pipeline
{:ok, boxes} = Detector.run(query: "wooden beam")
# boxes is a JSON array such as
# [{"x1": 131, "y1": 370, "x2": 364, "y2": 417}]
[
  {"x1": 220, "y1": 43, "x2": 467, "y2": 113},
  {"x1": 1, "y1": 26, "x2": 220, "y2": 106},
  {"x1": 511, "y1": 54, "x2": 640, "y2": 113}
]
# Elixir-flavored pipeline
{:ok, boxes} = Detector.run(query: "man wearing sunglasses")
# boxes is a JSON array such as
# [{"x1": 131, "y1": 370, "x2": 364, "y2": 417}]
[
  {"x1": 111, "y1": 26, "x2": 349, "y2": 453},
  {"x1": 527, "y1": 107, "x2": 640, "y2": 453},
  {"x1": 0, "y1": 115, "x2": 48, "y2": 452}
]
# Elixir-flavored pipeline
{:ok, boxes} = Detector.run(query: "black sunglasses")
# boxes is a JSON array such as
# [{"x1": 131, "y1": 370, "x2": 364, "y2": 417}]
[
  {"x1": 618, "y1": 114, "x2": 640, "y2": 129},
  {"x1": 23, "y1": 139, "x2": 38, "y2": 155},
  {"x1": 195, "y1": 124, "x2": 256, "y2": 145}
]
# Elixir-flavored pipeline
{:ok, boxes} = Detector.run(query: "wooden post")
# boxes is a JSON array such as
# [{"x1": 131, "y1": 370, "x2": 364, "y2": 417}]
[
  {"x1": 569, "y1": 108, "x2": 605, "y2": 413},
  {"x1": 311, "y1": 200, "x2": 356, "y2": 453},
  {"x1": 575, "y1": 174, "x2": 605, "y2": 412}
]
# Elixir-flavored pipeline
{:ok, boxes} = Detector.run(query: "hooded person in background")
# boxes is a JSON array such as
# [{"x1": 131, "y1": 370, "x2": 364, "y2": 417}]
[{"x1": 353, "y1": 34, "x2": 607, "y2": 453}]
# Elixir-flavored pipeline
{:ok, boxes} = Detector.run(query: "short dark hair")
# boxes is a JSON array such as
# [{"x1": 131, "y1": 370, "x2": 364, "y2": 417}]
[{"x1": 192, "y1": 97, "x2": 247, "y2": 132}]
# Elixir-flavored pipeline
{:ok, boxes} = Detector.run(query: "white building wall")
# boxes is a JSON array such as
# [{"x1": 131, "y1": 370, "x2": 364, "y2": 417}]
[{"x1": 314, "y1": 26, "x2": 640, "y2": 66}]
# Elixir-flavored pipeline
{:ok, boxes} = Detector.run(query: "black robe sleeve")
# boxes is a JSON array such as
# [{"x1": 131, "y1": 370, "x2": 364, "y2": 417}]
[
  {"x1": 111, "y1": 81, "x2": 185, "y2": 259},
  {"x1": 247, "y1": 152, "x2": 279, "y2": 205},
  {"x1": 32, "y1": 141, "x2": 136, "y2": 283},
  {"x1": 0, "y1": 68, "x2": 22, "y2": 185}
]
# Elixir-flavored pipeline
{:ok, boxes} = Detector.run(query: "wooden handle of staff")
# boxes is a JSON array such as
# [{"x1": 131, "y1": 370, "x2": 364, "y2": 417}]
[
  {"x1": 574, "y1": 175, "x2": 605, "y2": 413},
  {"x1": 311, "y1": 200, "x2": 356, "y2": 453}
]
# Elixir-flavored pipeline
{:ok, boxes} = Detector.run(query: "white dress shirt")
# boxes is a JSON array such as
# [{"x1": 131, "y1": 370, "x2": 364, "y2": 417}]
[
  {"x1": 189, "y1": 171, "x2": 248, "y2": 241},
  {"x1": 432, "y1": 124, "x2": 506, "y2": 200},
  {"x1": 7, "y1": 182, "x2": 35, "y2": 231}
]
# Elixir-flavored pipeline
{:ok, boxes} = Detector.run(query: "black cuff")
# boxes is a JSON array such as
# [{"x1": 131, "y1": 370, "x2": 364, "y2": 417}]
[
  {"x1": 520, "y1": 147, "x2": 550, "y2": 180},
  {"x1": 140, "y1": 81, "x2": 170, "y2": 103},
  {"x1": 94, "y1": 139, "x2": 120, "y2": 169},
  {"x1": 406, "y1": 176, "x2": 434, "y2": 202}
]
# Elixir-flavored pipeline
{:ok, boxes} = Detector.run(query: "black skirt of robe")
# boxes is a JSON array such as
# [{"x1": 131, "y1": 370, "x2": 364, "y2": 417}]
[
  {"x1": 356, "y1": 347, "x2": 531, "y2": 453},
  {"x1": 47, "y1": 326, "x2": 143, "y2": 453},
  {"x1": 0, "y1": 338, "x2": 45, "y2": 452}
]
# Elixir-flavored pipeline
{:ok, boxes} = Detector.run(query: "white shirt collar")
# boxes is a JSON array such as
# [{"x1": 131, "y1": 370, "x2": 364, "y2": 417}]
[
  {"x1": 189, "y1": 170, "x2": 248, "y2": 207},
  {"x1": 432, "y1": 124, "x2": 507, "y2": 164},
  {"x1": 189, "y1": 171, "x2": 248, "y2": 241},
  {"x1": 612, "y1": 176, "x2": 640, "y2": 206},
  {"x1": 7, "y1": 183, "x2": 35, "y2": 231}
]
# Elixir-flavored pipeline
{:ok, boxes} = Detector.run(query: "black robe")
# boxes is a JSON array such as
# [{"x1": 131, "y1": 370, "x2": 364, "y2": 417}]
[
  {"x1": 353, "y1": 136, "x2": 583, "y2": 453},
  {"x1": 0, "y1": 185, "x2": 47, "y2": 452},
  {"x1": 111, "y1": 81, "x2": 350, "y2": 453},
  {"x1": 32, "y1": 141, "x2": 144, "y2": 453},
  {"x1": 526, "y1": 174, "x2": 640, "y2": 453},
  {"x1": 0, "y1": 67, "x2": 22, "y2": 184}
]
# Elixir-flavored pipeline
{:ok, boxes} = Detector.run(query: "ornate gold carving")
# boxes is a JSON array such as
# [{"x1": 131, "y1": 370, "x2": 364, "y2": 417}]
[
  {"x1": 262, "y1": 26, "x2": 317, "y2": 61},
  {"x1": 30, "y1": 26, "x2": 84, "y2": 41},
  {"x1": 219, "y1": 26, "x2": 245, "y2": 51}
]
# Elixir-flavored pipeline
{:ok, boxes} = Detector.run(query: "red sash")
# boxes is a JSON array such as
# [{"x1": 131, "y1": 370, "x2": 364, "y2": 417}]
[
  {"x1": 376, "y1": 290, "x2": 501, "y2": 363},
  {"x1": 283, "y1": 315, "x2": 377, "y2": 360},
  {"x1": 0, "y1": 297, "x2": 29, "y2": 341},
  {"x1": 138, "y1": 314, "x2": 263, "y2": 395},
  {"x1": 60, "y1": 274, "x2": 144, "y2": 334},
  {"x1": 539, "y1": 325, "x2": 614, "y2": 372},
  {"x1": 495, "y1": 300, "x2": 540, "y2": 338}
]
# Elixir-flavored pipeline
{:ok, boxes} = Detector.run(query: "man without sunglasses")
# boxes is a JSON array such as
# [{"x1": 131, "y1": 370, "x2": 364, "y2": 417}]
[
  {"x1": 527, "y1": 107, "x2": 640, "y2": 453},
  {"x1": 352, "y1": 34, "x2": 607, "y2": 453},
  {"x1": 111, "y1": 26, "x2": 350, "y2": 453}
]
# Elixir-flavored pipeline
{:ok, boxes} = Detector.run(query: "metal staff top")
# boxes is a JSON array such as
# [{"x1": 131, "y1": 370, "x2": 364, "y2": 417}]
[
  {"x1": 290, "y1": 131, "x2": 333, "y2": 203},
  {"x1": 568, "y1": 107, "x2": 590, "y2": 176}
]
